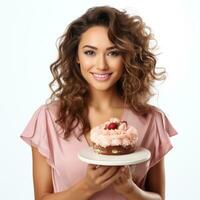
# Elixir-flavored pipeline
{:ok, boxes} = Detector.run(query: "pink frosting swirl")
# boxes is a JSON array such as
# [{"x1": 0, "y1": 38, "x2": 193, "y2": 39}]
[{"x1": 90, "y1": 118, "x2": 138, "y2": 148}]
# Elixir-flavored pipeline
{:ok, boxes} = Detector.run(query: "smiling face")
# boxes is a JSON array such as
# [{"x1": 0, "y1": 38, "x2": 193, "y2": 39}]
[{"x1": 76, "y1": 26, "x2": 124, "y2": 93}]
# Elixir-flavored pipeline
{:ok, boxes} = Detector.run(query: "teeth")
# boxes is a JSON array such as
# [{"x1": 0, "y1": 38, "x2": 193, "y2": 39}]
[{"x1": 93, "y1": 73, "x2": 110, "y2": 77}]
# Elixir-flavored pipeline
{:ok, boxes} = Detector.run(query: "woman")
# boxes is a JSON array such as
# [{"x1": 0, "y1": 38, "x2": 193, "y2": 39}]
[{"x1": 21, "y1": 6, "x2": 177, "y2": 200}]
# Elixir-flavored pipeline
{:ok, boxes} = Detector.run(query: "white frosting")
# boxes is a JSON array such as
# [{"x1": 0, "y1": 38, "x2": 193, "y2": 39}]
[{"x1": 90, "y1": 118, "x2": 138, "y2": 148}]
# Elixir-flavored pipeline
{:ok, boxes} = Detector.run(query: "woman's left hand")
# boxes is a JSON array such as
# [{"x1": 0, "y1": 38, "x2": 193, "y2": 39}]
[{"x1": 112, "y1": 165, "x2": 136, "y2": 196}]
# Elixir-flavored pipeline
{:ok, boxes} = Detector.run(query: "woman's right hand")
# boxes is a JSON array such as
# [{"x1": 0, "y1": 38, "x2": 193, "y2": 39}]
[{"x1": 83, "y1": 164, "x2": 124, "y2": 194}]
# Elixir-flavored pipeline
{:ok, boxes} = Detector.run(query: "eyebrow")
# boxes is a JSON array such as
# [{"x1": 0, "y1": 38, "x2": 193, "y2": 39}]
[{"x1": 82, "y1": 45, "x2": 117, "y2": 50}]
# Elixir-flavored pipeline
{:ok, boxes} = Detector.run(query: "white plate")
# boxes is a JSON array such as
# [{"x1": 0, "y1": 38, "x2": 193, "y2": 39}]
[{"x1": 78, "y1": 147, "x2": 151, "y2": 166}]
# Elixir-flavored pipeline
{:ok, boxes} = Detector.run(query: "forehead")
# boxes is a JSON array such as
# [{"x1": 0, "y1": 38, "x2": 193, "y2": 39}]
[{"x1": 78, "y1": 26, "x2": 114, "y2": 49}]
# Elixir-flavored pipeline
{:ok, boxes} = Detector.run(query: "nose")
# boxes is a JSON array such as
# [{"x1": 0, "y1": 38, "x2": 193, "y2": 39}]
[{"x1": 96, "y1": 54, "x2": 109, "y2": 71}]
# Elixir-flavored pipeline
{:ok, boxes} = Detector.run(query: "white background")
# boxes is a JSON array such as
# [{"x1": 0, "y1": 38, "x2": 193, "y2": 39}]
[{"x1": 0, "y1": 0, "x2": 199, "y2": 199}]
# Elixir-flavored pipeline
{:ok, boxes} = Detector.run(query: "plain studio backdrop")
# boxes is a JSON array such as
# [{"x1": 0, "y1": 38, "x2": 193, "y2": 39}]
[{"x1": 0, "y1": 0, "x2": 199, "y2": 199}]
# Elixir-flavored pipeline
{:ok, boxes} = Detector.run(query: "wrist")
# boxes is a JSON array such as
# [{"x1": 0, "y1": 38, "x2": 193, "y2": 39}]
[
  {"x1": 121, "y1": 182, "x2": 142, "y2": 200},
  {"x1": 80, "y1": 178, "x2": 96, "y2": 198}
]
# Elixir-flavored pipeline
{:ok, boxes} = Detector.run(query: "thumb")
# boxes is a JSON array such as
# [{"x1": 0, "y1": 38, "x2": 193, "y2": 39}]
[{"x1": 88, "y1": 164, "x2": 99, "y2": 170}]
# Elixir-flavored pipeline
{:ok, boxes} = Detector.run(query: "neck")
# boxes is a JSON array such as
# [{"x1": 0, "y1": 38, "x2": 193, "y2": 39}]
[{"x1": 88, "y1": 87, "x2": 124, "y2": 111}]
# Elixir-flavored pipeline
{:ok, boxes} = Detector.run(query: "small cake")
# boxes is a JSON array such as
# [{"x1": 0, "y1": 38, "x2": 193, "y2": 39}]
[{"x1": 90, "y1": 118, "x2": 138, "y2": 155}]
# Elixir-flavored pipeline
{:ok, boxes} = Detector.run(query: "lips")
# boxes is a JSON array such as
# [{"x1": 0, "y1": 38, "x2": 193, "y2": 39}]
[{"x1": 91, "y1": 72, "x2": 112, "y2": 81}]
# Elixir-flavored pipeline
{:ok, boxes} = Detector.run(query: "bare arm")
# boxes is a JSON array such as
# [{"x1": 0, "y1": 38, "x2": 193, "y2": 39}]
[
  {"x1": 32, "y1": 146, "x2": 93, "y2": 200},
  {"x1": 113, "y1": 158, "x2": 165, "y2": 200},
  {"x1": 31, "y1": 146, "x2": 123, "y2": 200},
  {"x1": 144, "y1": 158, "x2": 165, "y2": 199}
]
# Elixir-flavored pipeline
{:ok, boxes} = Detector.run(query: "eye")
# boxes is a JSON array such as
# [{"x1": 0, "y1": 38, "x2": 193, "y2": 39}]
[
  {"x1": 84, "y1": 50, "x2": 95, "y2": 56},
  {"x1": 108, "y1": 51, "x2": 121, "y2": 56}
]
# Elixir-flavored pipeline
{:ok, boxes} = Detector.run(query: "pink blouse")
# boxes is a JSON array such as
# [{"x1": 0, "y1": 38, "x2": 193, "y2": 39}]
[{"x1": 20, "y1": 102, "x2": 177, "y2": 199}]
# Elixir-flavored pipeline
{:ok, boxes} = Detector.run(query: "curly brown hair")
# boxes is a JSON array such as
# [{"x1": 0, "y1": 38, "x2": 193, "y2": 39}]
[{"x1": 47, "y1": 6, "x2": 166, "y2": 139}]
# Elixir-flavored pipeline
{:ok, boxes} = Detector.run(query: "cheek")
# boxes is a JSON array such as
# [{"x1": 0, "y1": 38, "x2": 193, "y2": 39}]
[
  {"x1": 114, "y1": 61, "x2": 124, "y2": 74},
  {"x1": 108, "y1": 57, "x2": 123, "y2": 68},
  {"x1": 80, "y1": 62, "x2": 92, "y2": 77},
  {"x1": 117, "y1": 59, "x2": 124, "y2": 72},
  {"x1": 80, "y1": 58, "x2": 94, "y2": 71}
]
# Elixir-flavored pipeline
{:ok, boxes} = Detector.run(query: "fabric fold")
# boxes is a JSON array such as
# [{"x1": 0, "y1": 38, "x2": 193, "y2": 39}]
[
  {"x1": 149, "y1": 108, "x2": 177, "y2": 168},
  {"x1": 20, "y1": 105, "x2": 58, "y2": 174}
]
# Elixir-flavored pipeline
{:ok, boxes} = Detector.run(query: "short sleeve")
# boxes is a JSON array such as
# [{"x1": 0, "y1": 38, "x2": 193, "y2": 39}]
[
  {"x1": 20, "y1": 104, "x2": 56, "y2": 170},
  {"x1": 149, "y1": 109, "x2": 178, "y2": 168}
]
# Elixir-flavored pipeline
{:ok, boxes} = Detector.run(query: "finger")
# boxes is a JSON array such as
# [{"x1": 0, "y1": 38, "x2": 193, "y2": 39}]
[
  {"x1": 100, "y1": 167, "x2": 122, "y2": 188},
  {"x1": 126, "y1": 166, "x2": 133, "y2": 179},
  {"x1": 114, "y1": 175, "x2": 123, "y2": 185},
  {"x1": 88, "y1": 164, "x2": 108, "y2": 171},
  {"x1": 87, "y1": 164, "x2": 110, "y2": 179},
  {"x1": 123, "y1": 167, "x2": 129, "y2": 176},
  {"x1": 114, "y1": 179, "x2": 121, "y2": 185},
  {"x1": 120, "y1": 166, "x2": 125, "y2": 172},
  {"x1": 115, "y1": 167, "x2": 126, "y2": 182},
  {"x1": 94, "y1": 166, "x2": 110, "y2": 177},
  {"x1": 88, "y1": 164, "x2": 98, "y2": 170},
  {"x1": 96, "y1": 167, "x2": 119, "y2": 183},
  {"x1": 120, "y1": 172, "x2": 128, "y2": 182}
]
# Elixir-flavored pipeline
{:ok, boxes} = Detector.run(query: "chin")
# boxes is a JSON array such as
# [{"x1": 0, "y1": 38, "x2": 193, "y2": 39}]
[
  {"x1": 87, "y1": 76, "x2": 120, "y2": 92},
  {"x1": 92, "y1": 86, "x2": 113, "y2": 92}
]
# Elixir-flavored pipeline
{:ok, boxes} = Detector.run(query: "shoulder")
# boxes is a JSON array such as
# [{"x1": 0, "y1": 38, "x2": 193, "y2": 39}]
[
  {"x1": 28, "y1": 100, "x2": 62, "y2": 124},
  {"x1": 147, "y1": 105, "x2": 177, "y2": 137},
  {"x1": 146, "y1": 105, "x2": 167, "y2": 120},
  {"x1": 130, "y1": 105, "x2": 170, "y2": 131},
  {"x1": 44, "y1": 100, "x2": 61, "y2": 120}
]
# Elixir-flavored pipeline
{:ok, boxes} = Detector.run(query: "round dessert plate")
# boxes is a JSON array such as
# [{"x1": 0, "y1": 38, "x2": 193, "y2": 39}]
[{"x1": 78, "y1": 147, "x2": 151, "y2": 166}]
